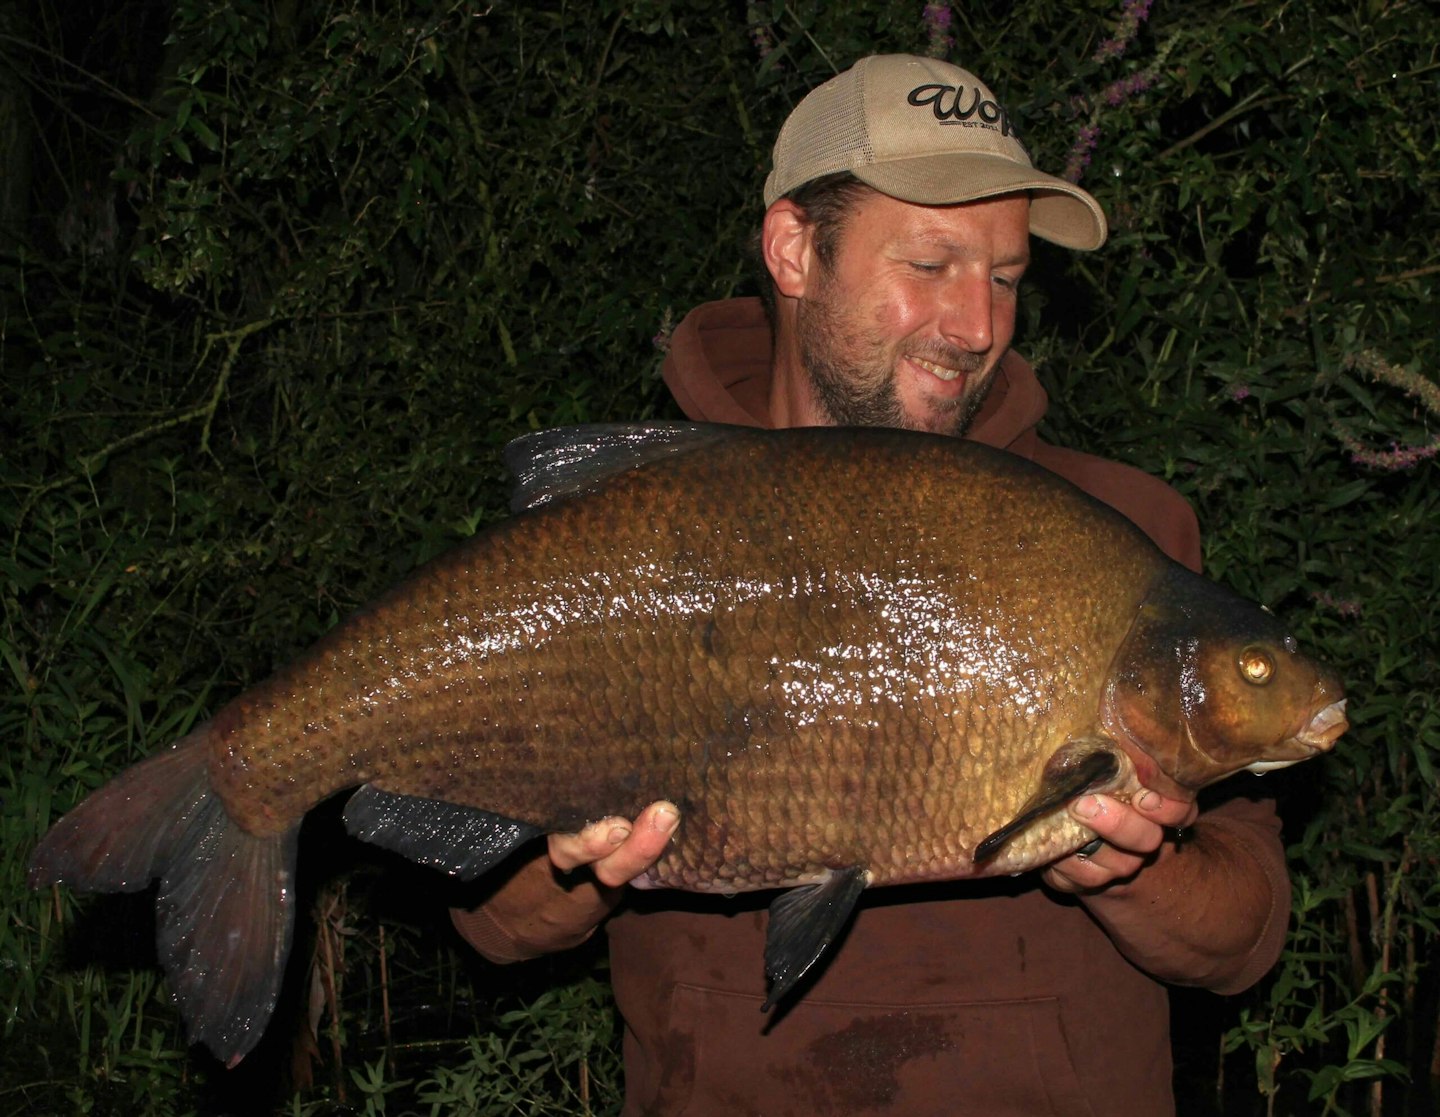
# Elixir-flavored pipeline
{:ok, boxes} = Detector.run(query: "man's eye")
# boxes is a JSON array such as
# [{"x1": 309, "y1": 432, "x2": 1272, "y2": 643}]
[
  {"x1": 909, "y1": 261, "x2": 944, "y2": 274},
  {"x1": 993, "y1": 274, "x2": 1021, "y2": 290}
]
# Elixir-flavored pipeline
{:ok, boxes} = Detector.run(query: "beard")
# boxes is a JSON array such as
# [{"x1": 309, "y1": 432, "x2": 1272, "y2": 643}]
[{"x1": 795, "y1": 279, "x2": 997, "y2": 438}]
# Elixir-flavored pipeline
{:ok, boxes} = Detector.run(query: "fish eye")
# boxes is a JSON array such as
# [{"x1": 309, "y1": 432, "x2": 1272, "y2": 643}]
[{"x1": 1239, "y1": 647, "x2": 1275, "y2": 685}]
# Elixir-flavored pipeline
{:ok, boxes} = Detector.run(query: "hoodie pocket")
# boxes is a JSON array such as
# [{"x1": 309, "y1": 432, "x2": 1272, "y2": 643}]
[{"x1": 651, "y1": 984, "x2": 1099, "y2": 1117}]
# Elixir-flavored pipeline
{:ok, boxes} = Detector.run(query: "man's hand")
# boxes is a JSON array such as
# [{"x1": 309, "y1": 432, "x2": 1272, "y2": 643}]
[
  {"x1": 547, "y1": 800, "x2": 680, "y2": 887},
  {"x1": 451, "y1": 801, "x2": 680, "y2": 962},
  {"x1": 1042, "y1": 790, "x2": 1199, "y2": 894}
]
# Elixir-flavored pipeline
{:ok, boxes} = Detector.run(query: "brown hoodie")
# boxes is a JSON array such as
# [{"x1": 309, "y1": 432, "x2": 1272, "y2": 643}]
[
  {"x1": 661, "y1": 298, "x2": 1201, "y2": 568},
  {"x1": 457, "y1": 299, "x2": 1291, "y2": 1116}
]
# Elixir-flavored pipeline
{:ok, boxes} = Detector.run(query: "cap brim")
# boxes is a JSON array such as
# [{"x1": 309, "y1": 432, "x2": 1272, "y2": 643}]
[{"x1": 852, "y1": 154, "x2": 1107, "y2": 251}]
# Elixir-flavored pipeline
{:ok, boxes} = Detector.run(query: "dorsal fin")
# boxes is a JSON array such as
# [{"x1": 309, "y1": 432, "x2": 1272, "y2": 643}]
[{"x1": 503, "y1": 422, "x2": 736, "y2": 512}]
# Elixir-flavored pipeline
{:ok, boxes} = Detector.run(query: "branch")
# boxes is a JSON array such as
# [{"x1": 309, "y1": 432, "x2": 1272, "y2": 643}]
[
  {"x1": 0, "y1": 32, "x2": 160, "y2": 118},
  {"x1": 195, "y1": 319, "x2": 276, "y2": 456},
  {"x1": 10, "y1": 318, "x2": 274, "y2": 552},
  {"x1": 1282, "y1": 265, "x2": 1440, "y2": 319},
  {"x1": 1155, "y1": 92, "x2": 1289, "y2": 161}
]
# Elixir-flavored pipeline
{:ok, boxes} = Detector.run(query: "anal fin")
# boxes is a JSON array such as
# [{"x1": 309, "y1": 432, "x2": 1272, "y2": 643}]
[
  {"x1": 973, "y1": 744, "x2": 1122, "y2": 863},
  {"x1": 762, "y1": 865, "x2": 870, "y2": 1011},
  {"x1": 343, "y1": 785, "x2": 542, "y2": 880}
]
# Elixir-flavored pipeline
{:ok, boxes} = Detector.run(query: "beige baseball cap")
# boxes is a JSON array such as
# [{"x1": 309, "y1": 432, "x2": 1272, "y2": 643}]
[{"x1": 764, "y1": 54, "x2": 1107, "y2": 251}]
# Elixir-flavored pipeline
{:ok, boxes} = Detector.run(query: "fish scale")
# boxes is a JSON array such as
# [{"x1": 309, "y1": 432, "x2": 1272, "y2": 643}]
[
  {"x1": 29, "y1": 422, "x2": 1346, "y2": 1065},
  {"x1": 262, "y1": 454, "x2": 1092, "y2": 881}
]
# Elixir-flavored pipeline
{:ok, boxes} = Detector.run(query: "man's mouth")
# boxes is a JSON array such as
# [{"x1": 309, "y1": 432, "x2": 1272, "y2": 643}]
[{"x1": 909, "y1": 355, "x2": 966, "y2": 382}]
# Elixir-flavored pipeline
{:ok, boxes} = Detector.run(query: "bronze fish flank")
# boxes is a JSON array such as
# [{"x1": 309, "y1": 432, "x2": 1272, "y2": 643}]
[{"x1": 29, "y1": 423, "x2": 1347, "y2": 1065}]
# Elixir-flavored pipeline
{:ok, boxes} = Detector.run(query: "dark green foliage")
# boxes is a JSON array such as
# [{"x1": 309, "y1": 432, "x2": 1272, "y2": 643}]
[{"x1": 2, "y1": 1, "x2": 1436, "y2": 1113}]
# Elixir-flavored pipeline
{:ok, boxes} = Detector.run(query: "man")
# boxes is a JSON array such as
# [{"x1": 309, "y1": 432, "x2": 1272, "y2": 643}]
[{"x1": 455, "y1": 55, "x2": 1289, "y2": 1115}]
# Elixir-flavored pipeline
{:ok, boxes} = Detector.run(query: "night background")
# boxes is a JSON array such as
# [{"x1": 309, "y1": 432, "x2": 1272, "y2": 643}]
[{"x1": 1, "y1": 1, "x2": 1437, "y2": 1113}]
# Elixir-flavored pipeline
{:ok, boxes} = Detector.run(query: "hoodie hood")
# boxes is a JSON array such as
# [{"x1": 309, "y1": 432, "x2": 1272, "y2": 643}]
[{"x1": 661, "y1": 297, "x2": 1049, "y2": 458}]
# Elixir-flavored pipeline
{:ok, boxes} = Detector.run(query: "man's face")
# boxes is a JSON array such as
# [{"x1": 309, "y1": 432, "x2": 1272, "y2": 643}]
[{"x1": 794, "y1": 191, "x2": 1031, "y2": 436}]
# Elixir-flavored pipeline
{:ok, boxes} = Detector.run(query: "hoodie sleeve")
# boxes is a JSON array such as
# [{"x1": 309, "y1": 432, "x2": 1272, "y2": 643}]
[
  {"x1": 451, "y1": 855, "x2": 616, "y2": 962},
  {"x1": 1031, "y1": 440, "x2": 1288, "y2": 993},
  {"x1": 1077, "y1": 789, "x2": 1291, "y2": 994},
  {"x1": 1029, "y1": 441, "x2": 1203, "y2": 573}
]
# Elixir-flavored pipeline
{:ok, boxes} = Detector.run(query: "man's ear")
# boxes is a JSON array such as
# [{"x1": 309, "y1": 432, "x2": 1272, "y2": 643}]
[{"x1": 762, "y1": 199, "x2": 816, "y2": 299}]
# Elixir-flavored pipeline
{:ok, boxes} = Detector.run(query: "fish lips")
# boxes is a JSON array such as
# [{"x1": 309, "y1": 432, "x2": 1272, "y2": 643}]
[{"x1": 1245, "y1": 697, "x2": 1348, "y2": 774}]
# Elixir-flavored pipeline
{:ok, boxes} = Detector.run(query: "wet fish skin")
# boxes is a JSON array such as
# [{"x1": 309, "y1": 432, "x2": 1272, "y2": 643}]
[
  {"x1": 203, "y1": 425, "x2": 1148, "y2": 880},
  {"x1": 28, "y1": 422, "x2": 1346, "y2": 1065}
]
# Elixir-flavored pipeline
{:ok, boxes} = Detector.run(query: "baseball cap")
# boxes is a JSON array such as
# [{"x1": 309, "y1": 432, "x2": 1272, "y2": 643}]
[{"x1": 763, "y1": 54, "x2": 1107, "y2": 251}]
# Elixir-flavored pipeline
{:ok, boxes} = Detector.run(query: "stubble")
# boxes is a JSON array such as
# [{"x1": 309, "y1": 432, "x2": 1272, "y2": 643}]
[{"x1": 795, "y1": 279, "x2": 996, "y2": 437}]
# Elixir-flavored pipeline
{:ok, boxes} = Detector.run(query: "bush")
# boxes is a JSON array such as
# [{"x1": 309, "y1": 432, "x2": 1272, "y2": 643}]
[{"x1": 2, "y1": 1, "x2": 1435, "y2": 1113}]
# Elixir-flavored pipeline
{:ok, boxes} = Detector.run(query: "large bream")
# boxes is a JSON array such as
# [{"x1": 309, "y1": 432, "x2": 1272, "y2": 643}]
[{"x1": 30, "y1": 423, "x2": 1347, "y2": 1065}]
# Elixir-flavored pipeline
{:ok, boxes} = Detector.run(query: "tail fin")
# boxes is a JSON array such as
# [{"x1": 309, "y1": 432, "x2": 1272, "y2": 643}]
[{"x1": 28, "y1": 732, "x2": 298, "y2": 1067}]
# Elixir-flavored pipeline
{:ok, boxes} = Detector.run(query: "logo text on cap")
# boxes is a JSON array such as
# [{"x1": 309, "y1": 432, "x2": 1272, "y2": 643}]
[{"x1": 906, "y1": 83, "x2": 1014, "y2": 136}]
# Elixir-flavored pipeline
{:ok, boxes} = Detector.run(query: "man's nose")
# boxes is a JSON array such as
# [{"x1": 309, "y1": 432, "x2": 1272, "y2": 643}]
[{"x1": 937, "y1": 274, "x2": 994, "y2": 354}]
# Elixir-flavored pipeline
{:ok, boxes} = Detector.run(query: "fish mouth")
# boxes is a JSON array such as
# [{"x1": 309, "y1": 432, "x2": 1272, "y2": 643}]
[
  {"x1": 1295, "y1": 698, "x2": 1348, "y2": 752},
  {"x1": 1245, "y1": 698, "x2": 1348, "y2": 774}
]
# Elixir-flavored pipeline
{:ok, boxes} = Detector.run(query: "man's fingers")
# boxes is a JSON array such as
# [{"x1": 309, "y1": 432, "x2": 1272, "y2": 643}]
[
  {"x1": 547, "y1": 801, "x2": 680, "y2": 883},
  {"x1": 548, "y1": 817, "x2": 634, "y2": 873},
  {"x1": 590, "y1": 802, "x2": 680, "y2": 887},
  {"x1": 1044, "y1": 791, "x2": 1196, "y2": 894},
  {"x1": 1071, "y1": 793, "x2": 1166, "y2": 856},
  {"x1": 1045, "y1": 838, "x2": 1147, "y2": 892},
  {"x1": 1132, "y1": 789, "x2": 1201, "y2": 831}
]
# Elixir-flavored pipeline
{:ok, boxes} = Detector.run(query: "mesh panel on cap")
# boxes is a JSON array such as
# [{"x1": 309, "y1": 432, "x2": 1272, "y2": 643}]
[{"x1": 773, "y1": 65, "x2": 873, "y2": 196}]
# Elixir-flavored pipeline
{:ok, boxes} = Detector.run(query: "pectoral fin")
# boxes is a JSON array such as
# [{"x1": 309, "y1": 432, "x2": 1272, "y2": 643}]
[
  {"x1": 344, "y1": 785, "x2": 543, "y2": 880},
  {"x1": 973, "y1": 742, "x2": 1122, "y2": 863},
  {"x1": 762, "y1": 865, "x2": 870, "y2": 1011}
]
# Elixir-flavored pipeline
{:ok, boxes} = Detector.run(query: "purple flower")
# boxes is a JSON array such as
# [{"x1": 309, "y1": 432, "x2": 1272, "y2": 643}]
[
  {"x1": 747, "y1": 3, "x2": 775, "y2": 59},
  {"x1": 1230, "y1": 384, "x2": 1251, "y2": 401},
  {"x1": 1103, "y1": 71, "x2": 1156, "y2": 107},
  {"x1": 652, "y1": 307, "x2": 675, "y2": 353},
  {"x1": 1312, "y1": 591, "x2": 1363, "y2": 619},
  {"x1": 749, "y1": 24, "x2": 774, "y2": 59},
  {"x1": 923, "y1": 3, "x2": 954, "y2": 58},
  {"x1": 1349, "y1": 441, "x2": 1440, "y2": 471},
  {"x1": 1062, "y1": 123, "x2": 1101, "y2": 184},
  {"x1": 1094, "y1": 0, "x2": 1155, "y2": 63}
]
